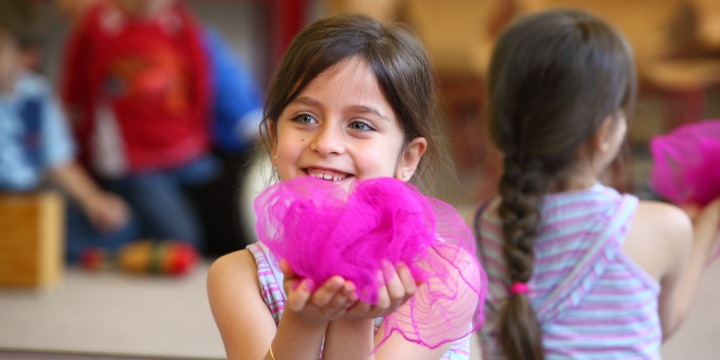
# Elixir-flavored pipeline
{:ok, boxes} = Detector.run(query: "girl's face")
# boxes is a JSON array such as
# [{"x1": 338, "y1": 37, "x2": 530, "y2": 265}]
[{"x1": 272, "y1": 57, "x2": 426, "y2": 188}]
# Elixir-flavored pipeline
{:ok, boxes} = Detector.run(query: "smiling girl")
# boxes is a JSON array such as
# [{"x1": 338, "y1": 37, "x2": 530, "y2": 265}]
[{"x1": 207, "y1": 13, "x2": 484, "y2": 360}]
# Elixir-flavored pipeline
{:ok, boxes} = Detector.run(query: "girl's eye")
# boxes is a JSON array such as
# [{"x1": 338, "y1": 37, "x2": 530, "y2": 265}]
[
  {"x1": 293, "y1": 114, "x2": 317, "y2": 124},
  {"x1": 349, "y1": 121, "x2": 373, "y2": 132}
]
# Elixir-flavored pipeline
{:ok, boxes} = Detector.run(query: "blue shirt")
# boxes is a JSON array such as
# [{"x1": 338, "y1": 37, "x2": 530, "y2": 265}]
[
  {"x1": 0, "y1": 71, "x2": 75, "y2": 191},
  {"x1": 203, "y1": 27, "x2": 264, "y2": 153}
]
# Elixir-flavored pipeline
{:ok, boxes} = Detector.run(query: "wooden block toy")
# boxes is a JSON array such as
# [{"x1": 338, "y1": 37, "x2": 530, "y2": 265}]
[{"x1": 0, "y1": 192, "x2": 64, "y2": 287}]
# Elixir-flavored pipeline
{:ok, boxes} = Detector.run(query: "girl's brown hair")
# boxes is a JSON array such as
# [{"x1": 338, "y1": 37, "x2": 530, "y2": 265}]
[
  {"x1": 260, "y1": 13, "x2": 445, "y2": 193},
  {"x1": 486, "y1": 9, "x2": 636, "y2": 359}
]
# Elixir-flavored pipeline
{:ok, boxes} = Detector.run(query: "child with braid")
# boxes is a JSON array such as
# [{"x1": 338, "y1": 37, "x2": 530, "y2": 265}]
[{"x1": 473, "y1": 9, "x2": 720, "y2": 360}]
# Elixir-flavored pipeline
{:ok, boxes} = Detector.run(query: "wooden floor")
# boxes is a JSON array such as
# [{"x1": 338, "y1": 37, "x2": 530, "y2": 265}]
[
  {"x1": 0, "y1": 254, "x2": 718, "y2": 360},
  {"x1": 0, "y1": 263, "x2": 225, "y2": 360}
]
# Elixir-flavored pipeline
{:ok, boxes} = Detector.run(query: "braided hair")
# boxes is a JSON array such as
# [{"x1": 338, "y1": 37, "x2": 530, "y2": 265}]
[{"x1": 486, "y1": 9, "x2": 636, "y2": 359}]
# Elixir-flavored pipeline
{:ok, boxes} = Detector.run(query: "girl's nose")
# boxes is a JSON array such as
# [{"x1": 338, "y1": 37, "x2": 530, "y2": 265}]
[{"x1": 309, "y1": 122, "x2": 344, "y2": 157}]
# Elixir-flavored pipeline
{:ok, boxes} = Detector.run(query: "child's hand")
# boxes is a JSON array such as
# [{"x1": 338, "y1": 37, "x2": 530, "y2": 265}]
[
  {"x1": 345, "y1": 260, "x2": 418, "y2": 320},
  {"x1": 279, "y1": 260, "x2": 358, "y2": 325},
  {"x1": 680, "y1": 203, "x2": 701, "y2": 222},
  {"x1": 85, "y1": 192, "x2": 131, "y2": 233},
  {"x1": 692, "y1": 198, "x2": 720, "y2": 264}
]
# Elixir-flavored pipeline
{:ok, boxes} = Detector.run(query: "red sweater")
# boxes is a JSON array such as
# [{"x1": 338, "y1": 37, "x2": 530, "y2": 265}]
[{"x1": 62, "y1": 2, "x2": 211, "y2": 175}]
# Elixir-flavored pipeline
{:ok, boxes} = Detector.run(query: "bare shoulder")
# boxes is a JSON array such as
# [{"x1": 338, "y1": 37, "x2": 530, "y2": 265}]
[
  {"x1": 207, "y1": 250, "x2": 265, "y2": 316},
  {"x1": 633, "y1": 201, "x2": 692, "y2": 241},
  {"x1": 624, "y1": 201, "x2": 692, "y2": 280},
  {"x1": 207, "y1": 250, "x2": 277, "y2": 359},
  {"x1": 207, "y1": 250, "x2": 258, "y2": 286}
]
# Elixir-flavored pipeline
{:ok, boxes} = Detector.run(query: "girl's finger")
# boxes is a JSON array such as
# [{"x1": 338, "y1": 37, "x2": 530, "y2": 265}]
[
  {"x1": 326, "y1": 281, "x2": 355, "y2": 311},
  {"x1": 309, "y1": 276, "x2": 345, "y2": 307},
  {"x1": 373, "y1": 283, "x2": 391, "y2": 313},
  {"x1": 347, "y1": 297, "x2": 371, "y2": 317},
  {"x1": 380, "y1": 259, "x2": 395, "y2": 285},
  {"x1": 382, "y1": 262, "x2": 405, "y2": 310},
  {"x1": 397, "y1": 262, "x2": 418, "y2": 303},
  {"x1": 286, "y1": 278, "x2": 313, "y2": 312},
  {"x1": 279, "y1": 259, "x2": 298, "y2": 278},
  {"x1": 344, "y1": 291, "x2": 359, "y2": 309}
]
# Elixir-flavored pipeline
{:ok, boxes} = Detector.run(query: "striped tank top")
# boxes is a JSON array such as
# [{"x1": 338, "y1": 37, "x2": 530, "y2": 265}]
[
  {"x1": 247, "y1": 242, "x2": 472, "y2": 359},
  {"x1": 474, "y1": 184, "x2": 661, "y2": 359}
]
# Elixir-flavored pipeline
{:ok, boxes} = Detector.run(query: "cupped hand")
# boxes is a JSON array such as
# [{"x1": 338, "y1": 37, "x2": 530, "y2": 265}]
[
  {"x1": 680, "y1": 202, "x2": 701, "y2": 222},
  {"x1": 279, "y1": 260, "x2": 358, "y2": 324},
  {"x1": 85, "y1": 192, "x2": 131, "y2": 233},
  {"x1": 345, "y1": 260, "x2": 419, "y2": 320}
]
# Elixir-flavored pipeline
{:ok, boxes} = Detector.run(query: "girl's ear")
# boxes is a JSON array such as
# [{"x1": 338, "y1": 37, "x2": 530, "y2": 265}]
[
  {"x1": 396, "y1": 137, "x2": 427, "y2": 181},
  {"x1": 594, "y1": 114, "x2": 615, "y2": 154}
]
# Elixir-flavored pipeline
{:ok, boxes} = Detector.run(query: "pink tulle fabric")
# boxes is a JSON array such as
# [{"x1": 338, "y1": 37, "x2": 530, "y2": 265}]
[
  {"x1": 254, "y1": 176, "x2": 487, "y2": 349},
  {"x1": 650, "y1": 120, "x2": 720, "y2": 264},
  {"x1": 650, "y1": 120, "x2": 720, "y2": 206}
]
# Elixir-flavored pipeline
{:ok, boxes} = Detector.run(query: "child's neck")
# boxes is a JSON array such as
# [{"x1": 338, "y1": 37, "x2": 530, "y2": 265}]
[
  {"x1": 562, "y1": 175, "x2": 598, "y2": 192},
  {"x1": 552, "y1": 166, "x2": 599, "y2": 193}
]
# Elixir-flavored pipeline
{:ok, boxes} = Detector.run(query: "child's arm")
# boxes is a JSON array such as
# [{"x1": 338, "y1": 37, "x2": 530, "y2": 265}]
[
  {"x1": 208, "y1": 251, "x2": 283, "y2": 360},
  {"x1": 634, "y1": 199, "x2": 720, "y2": 339},
  {"x1": 48, "y1": 161, "x2": 129, "y2": 232},
  {"x1": 207, "y1": 251, "x2": 357, "y2": 360},
  {"x1": 661, "y1": 199, "x2": 720, "y2": 338}
]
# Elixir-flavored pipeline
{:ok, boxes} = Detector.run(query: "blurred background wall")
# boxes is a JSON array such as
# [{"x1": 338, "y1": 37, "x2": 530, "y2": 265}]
[{"x1": 31, "y1": 0, "x2": 720, "y2": 205}]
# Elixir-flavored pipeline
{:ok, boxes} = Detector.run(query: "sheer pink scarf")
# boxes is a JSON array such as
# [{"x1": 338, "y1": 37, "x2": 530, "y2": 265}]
[{"x1": 254, "y1": 176, "x2": 487, "y2": 349}]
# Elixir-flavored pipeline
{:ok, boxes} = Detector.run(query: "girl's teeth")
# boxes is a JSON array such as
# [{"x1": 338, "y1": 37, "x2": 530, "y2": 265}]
[{"x1": 310, "y1": 171, "x2": 345, "y2": 181}]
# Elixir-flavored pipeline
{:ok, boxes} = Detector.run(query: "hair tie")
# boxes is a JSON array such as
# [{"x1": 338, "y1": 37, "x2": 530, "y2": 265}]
[{"x1": 510, "y1": 282, "x2": 530, "y2": 295}]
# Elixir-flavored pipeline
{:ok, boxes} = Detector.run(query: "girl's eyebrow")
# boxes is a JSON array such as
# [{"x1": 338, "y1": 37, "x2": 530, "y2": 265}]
[
  {"x1": 347, "y1": 105, "x2": 389, "y2": 121},
  {"x1": 289, "y1": 96, "x2": 320, "y2": 107},
  {"x1": 290, "y1": 97, "x2": 389, "y2": 122}
]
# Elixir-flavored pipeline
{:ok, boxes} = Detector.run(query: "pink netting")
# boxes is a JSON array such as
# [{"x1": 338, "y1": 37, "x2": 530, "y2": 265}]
[
  {"x1": 650, "y1": 120, "x2": 720, "y2": 264},
  {"x1": 650, "y1": 120, "x2": 720, "y2": 206},
  {"x1": 254, "y1": 176, "x2": 487, "y2": 349}
]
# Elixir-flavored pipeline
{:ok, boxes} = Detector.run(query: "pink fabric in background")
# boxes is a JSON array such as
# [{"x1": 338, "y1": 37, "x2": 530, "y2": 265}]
[
  {"x1": 651, "y1": 120, "x2": 720, "y2": 264},
  {"x1": 650, "y1": 120, "x2": 720, "y2": 206},
  {"x1": 254, "y1": 176, "x2": 487, "y2": 349}
]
